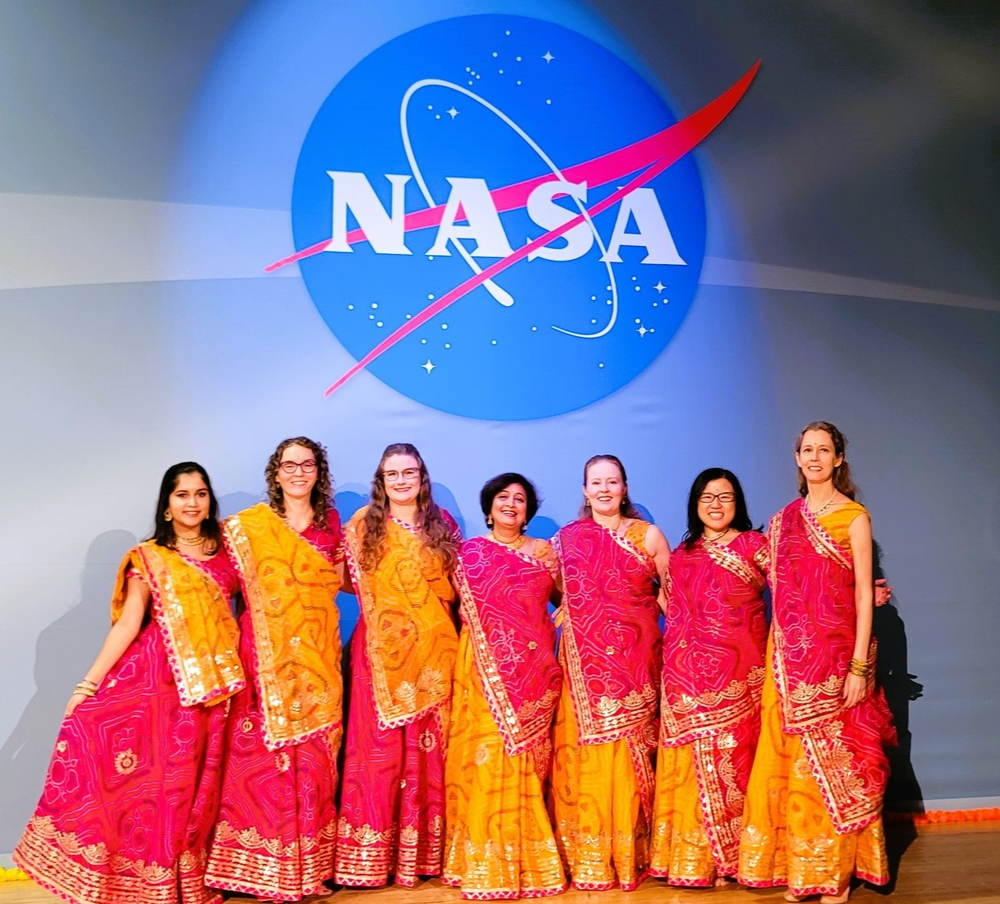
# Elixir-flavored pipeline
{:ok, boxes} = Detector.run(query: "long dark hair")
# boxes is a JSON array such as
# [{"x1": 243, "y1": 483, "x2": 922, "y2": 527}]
[
  {"x1": 150, "y1": 462, "x2": 222, "y2": 554},
  {"x1": 359, "y1": 443, "x2": 458, "y2": 573},
  {"x1": 264, "y1": 436, "x2": 335, "y2": 528},
  {"x1": 479, "y1": 472, "x2": 540, "y2": 531},
  {"x1": 795, "y1": 420, "x2": 859, "y2": 500},
  {"x1": 579, "y1": 454, "x2": 643, "y2": 519},
  {"x1": 680, "y1": 467, "x2": 754, "y2": 549}
]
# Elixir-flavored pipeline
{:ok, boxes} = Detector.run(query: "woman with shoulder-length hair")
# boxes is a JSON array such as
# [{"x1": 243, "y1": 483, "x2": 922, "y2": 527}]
[
  {"x1": 651, "y1": 467, "x2": 768, "y2": 887},
  {"x1": 15, "y1": 462, "x2": 245, "y2": 904},
  {"x1": 549, "y1": 454, "x2": 671, "y2": 891},
  {"x1": 335, "y1": 442, "x2": 461, "y2": 888},
  {"x1": 738, "y1": 422, "x2": 895, "y2": 904},
  {"x1": 444, "y1": 472, "x2": 567, "y2": 899},
  {"x1": 206, "y1": 437, "x2": 346, "y2": 902}
]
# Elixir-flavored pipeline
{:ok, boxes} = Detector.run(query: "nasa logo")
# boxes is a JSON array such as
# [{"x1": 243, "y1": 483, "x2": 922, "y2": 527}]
[{"x1": 282, "y1": 14, "x2": 754, "y2": 420}]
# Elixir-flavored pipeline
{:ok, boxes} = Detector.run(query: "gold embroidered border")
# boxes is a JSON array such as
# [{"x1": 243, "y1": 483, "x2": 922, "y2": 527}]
[
  {"x1": 703, "y1": 540, "x2": 765, "y2": 590},
  {"x1": 15, "y1": 816, "x2": 212, "y2": 904},
  {"x1": 660, "y1": 667, "x2": 764, "y2": 742}
]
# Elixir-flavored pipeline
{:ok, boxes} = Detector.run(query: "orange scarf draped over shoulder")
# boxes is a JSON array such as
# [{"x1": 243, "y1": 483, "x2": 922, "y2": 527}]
[
  {"x1": 111, "y1": 542, "x2": 245, "y2": 707},
  {"x1": 225, "y1": 503, "x2": 344, "y2": 750},
  {"x1": 345, "y1": 507, "x2": 458, "y2": 728}
]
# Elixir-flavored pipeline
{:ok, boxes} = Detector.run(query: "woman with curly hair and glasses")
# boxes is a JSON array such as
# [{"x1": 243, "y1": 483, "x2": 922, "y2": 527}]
[
  {"x1": 15, "y1": 462, "x2": 245, "y2": 904},
  {"x1": 206, "y1": 437, "x2": 347, "y2": 902},
  {"x1": 335, "y1": 442, "x2": 461, "y2": 889}
]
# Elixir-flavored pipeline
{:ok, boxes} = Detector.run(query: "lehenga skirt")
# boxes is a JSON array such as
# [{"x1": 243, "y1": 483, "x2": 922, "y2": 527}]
[
  {"x1": 737, "y1": 641, "x2": 889, "y2": 896},
  {"x1": 334, "y1": 622, "x2": 448, "y2": 887},
  {"x1": 548, "y1": 686, "x2": 654, "y2": 892},
  {"x1": 443, "y1": 633, "x2": 566, "y2": 899},
  {"x1": 14, "y1": 624, "x2": 228, "y2": 904},
  {"x1": 205, "y1": 618, "x2": 340, "y2": 902}
]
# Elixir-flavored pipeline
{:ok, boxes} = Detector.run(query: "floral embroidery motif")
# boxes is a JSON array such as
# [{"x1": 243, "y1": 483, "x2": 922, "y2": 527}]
[{"x1": 114, "y1": 749, "x2": 138, "y2": 775}]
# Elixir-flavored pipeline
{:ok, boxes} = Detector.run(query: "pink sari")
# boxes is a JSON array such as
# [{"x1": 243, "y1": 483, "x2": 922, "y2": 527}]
[
  {"x1": 657, "y1": 531, "x2": 768, "y2": 878},
  {"x1": 14, "y1": 547, "x2": 242, "y2": 904},
  {"x1": 555, "y1": 519, "x2": 660, "y2": 746},
  {"x1": 453, "y1": 536, "x2": 562, "y2": 775},
  {"x1": 206, "y1": 506, "x2": 344, "y2": 902},
  {"x1": 768, "y1": 499, "x2": 895, "y2": 833}
]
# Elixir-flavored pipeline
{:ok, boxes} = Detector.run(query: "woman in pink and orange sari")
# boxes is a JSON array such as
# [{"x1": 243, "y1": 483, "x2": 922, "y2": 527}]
[
  {"x1": 444, "y1": 473, "x2": 567, "y2": 899},
  {"x1": 738, "y1": 422, "x2": 896, "y2": 904},
  {"x1": 549, "y1": 454, "x2": 671, "y2": 891},
  {"x1": 15, "y1": 462, "x2": 245, "y2": 904},
  {"x1": 651, "y1": 467, "x2": 767, "y2": 887},
  {"x1": 335, "y1": 443, "x2": 461, "y2": 888},
  {"x1": 206, "y1": 437, "x2": 346, "y2": 902}
]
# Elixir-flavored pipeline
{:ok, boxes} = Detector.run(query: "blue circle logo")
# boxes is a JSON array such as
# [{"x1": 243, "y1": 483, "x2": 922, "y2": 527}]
[{"x1": 289, "y1": 15, "x2": 710, "y2": 420}]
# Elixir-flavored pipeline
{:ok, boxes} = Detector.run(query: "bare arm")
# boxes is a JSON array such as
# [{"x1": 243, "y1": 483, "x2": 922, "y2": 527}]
[
  {"x1": 844, "y1": 512, "x2": 874, "y2": 708},
  {"x1": 645, "y1": 524, "x2": 672, "y2": 614},
  {"x1": 66, "y1": 577, "x2": 149, "y2": 717}
]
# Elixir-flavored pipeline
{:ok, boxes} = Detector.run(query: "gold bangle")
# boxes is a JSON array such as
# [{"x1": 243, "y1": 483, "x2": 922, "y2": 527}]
[
  {"x1": 78, "y1": 678, "x2": 98, "y2": 689},
  {"x1": 848, "y1": 659, "x2": 870, "y2": 677},
  {"x1": 73, "y1": 684, "x2": 97, "y2": 697}
]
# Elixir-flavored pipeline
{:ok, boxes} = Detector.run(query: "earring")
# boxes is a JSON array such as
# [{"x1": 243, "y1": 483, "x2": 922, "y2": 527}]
[
  {"x1": 164, "y1": 512, "x2": 173, "y2": 522},
  {"x1": 487, "y1": 515, "x2": 494, "y2": 527}
]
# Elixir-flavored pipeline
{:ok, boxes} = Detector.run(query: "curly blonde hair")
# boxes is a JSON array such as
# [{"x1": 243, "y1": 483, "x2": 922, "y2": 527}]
[
  {"x1": 358, "y1": 442, "x2": 458, "y2": 574},
  {"x1": 264, "y1": 436, "x2": 335, "y2": 528}
]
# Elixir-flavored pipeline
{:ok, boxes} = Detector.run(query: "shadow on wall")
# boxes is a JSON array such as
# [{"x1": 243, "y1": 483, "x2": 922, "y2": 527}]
[
  {"x1": 0, "y1": 529, "x2": 136, "y2": 853},
  {"x1": 873, "y1": 539, "x2": 924, "y2": 892}
]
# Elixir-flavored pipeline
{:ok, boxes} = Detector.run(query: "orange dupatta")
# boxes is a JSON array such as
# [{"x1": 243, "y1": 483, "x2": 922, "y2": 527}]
[
  {"x1": 111, "y1": 542, "x2": 245, "y2": 707},
  {"x1": 345, "y1": 507, "x2": 458, "y2": 728},
  {"x1": 224, "y1": 503, "x2": 344, "y2": 750}
]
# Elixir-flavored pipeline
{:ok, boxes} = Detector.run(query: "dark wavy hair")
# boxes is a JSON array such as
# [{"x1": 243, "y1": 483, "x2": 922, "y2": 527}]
[
  {"x1": 264, "y1": 436, "x2": 335, "y2": 528},
  {"x1": 795, "y1": 421, "x2": 859, "y2": 500},
  {"x1": 150, "y1": 462, "x2": 222, "y2": 555},
  {"x1": 579, "y1": 454, "x2": 643, "y2": 519},
  {"x1": 358, "y1": 443, "x2": 458, "y2": 573},
  {"x1": 680, "y1": 467, "x2": 754, "y2": 549},
  {"x1": 479, "y1": 472, "x2": 540, "y2": 532}
]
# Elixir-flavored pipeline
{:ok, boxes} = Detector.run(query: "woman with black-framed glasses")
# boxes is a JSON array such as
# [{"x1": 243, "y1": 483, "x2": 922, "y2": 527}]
[
  {"x1": 650, "y1": 467, "x2": 767, "y2": 887},
  {"x1": 206, "y1": 436, "x2": 347, "y2": 902}
]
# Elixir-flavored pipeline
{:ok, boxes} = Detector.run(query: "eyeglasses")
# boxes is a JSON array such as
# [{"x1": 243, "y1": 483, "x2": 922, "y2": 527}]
[
  {"x1": 382, "y1": 468, "x2": 420, "y2": 482},
  {"x1": 279, "y1": 459, "x2": 317, "y2": 474},
  {"x1": 698, "y1": 492, "x2": 735, "y2": 504}
]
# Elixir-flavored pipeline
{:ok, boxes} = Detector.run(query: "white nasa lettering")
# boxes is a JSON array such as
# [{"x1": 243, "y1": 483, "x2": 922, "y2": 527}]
[
  {"x1": 325, "y1": 172, "x2": 686, "y2": 266},
  {"x1": 525, "y1": 180, "x2": 594, "y2": 262},
  {"x1": 326, "y1": 172, "x2": 412, "y2": 255},
  {"x1": 425, "y1": 177, "x2": 516, "y2": 259},
  {"x1": 600, "y1": 187, "x2": 687, "y2": 265}
]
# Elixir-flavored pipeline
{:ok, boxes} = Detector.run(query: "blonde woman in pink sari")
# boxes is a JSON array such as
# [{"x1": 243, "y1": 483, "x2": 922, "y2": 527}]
[
  {"x1": 738, "y1": 422, "x2": 896, "y2": 903},
  {"x1": 444, "y1": 473, "x2": 567, "y2": 899},
  {"x1": 549, "y1": 454, "x2": 670, "y2": 891}
]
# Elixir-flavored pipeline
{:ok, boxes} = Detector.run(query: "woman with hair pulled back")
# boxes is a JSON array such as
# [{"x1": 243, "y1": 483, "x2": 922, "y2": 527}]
[
  {"x1": 15, "y1": 462, "x2": 244, "y2": 904},
  {"x1": 206, "y1": 437, "x2": 346, "y2": 902},
  {"x1": 738, "y1": 422, "x2": 895, "y2": 904},
  {"x1": 550, "y1": 454, "x2": 670, "y2": 891},
  {"x1": 335, "y1": 442, "x2": 461, "y2": 888}
]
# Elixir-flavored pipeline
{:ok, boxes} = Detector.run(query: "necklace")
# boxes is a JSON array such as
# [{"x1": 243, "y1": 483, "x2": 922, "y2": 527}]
[
  {"x1": 175, "y1": 534, "x2": 205, "y2": 546},
  {"x1": 808, "y1": 490, "x2": 838, "y2": 517},
  {"x1": 490, "y1": 531, "x2": 527, "y2": 550},
  {"x1": 703, "y1": 528, "x2": 731, "y2": 543}
]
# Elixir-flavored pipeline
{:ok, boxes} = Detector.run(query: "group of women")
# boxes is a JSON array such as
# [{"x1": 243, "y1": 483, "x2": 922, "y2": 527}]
[{"x1": 13, "y1": 421, "x2": 896, "y2": 904}]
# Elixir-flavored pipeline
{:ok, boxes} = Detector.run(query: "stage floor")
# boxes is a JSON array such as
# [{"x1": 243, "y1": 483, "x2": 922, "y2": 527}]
[{"x1": 3, "y1": 821, "x2": 998, "y2": 904}]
